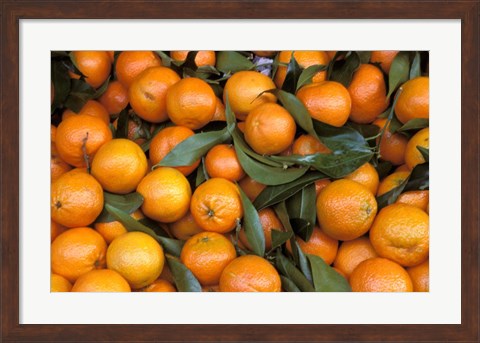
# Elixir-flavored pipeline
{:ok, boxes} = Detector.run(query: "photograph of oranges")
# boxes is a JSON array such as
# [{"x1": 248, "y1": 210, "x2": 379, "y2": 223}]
[{"x1": 51, "y1": 50, "x2": 429, "y2": 292}]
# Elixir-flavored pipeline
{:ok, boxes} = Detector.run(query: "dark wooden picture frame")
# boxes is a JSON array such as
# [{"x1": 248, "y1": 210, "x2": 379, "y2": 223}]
[{"x1": 1, "y1": 1, "x2": 478, "y2": 342}]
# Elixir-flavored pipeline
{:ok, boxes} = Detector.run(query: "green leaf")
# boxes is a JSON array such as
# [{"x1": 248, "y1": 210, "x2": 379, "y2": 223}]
[
  {"x1": 216, "y1": 51, "x2": 254, "y2": 74},
  {"x1": 357, "y1": 51, "x2": 371, "y2": 64},
  {"x1": 272, "y1": 201, "x2": 312, "y2": 284},
  {"x1": 403, "y1": 162, "x2": 429, "y2": 192},
  {"x1": 137, "y1": 217, "x2": 170, "y2": 238},
  {"x1": 290, "y1": 239, "x2": 313, "y2": 284},
  {"x1": 286, "y1": 183, "x2": 316, "y2": 241},
  {"x1": 166, "y1": 255, "x2": 202, "y2": 292},
  {"x1": 275, "y1": 250, "x2": 314, "y2": 292},
  {"x1": 115, "y1": 108, "x2": 129, "y2": 139},
  {"x1": 296, "y1": 64, "x2": 328, "y2": 91},
  {"x1": 140, "y1": 122, "x2": 170, "y2": 153},
  {"x1": 417, "y1": 146, "x2": 429, "y2": 163},
  {"x1": 96, "y1": 191, "x2": 144, "y2": 223},
  {"x1": 104, "y1": 204, "x2": 184, "y2": 257},
  {"x1": 376, "y1": 176, "x2": 409, "y2": 210},
  {"x1": 280, "y1": 275, "x2": 301, "y2": 292},
  {"x1": 195, "y1": 158, "x2": 208, "y2": 187},
  {"x1": 232, "y1": 128, "x2": 308, "y2": 186},
  {"x1": 270, "y1": 230, "x2": 293, "y2": 252},
  {"x1": 326, "y1": 51, "x2": 348, "y2": 80},
  {"x1": 51, "y1": 60, "x2": 71, "y2": 112},
  {"x1": 282, "y1": 53, "x2": 302, "y2": 93},
  {"x1": 156, "y1": 51, "x2": 173, "y2": 67},
  {"x1": 92, "y1": 77, "x2": 110, "y2": 99},
  {"x1": 329, "y1": 51, "x2": 361, "y2": 87},
  {"x1": 410, "y1": 52, "x2": 421, "y2": 79},
  {"x1": 387, "y1": 51, "x2": 410, "y2": 98},
  {"x1": 157, "y1": 128, "x2": 231, "y2": 168},
  {"x1": 238, "y1": 186, "x2": 265, "y2": 257},
  {"x1": 307, "y1": 254, "x2": 351, "y2": 292},
  {"x1": 376, "y1": 163, "x2": 430, "y2": 210},
  {"x1": 253, "y1": 171, "x2": 326, "y2": 210},
  {"x1": 64, "y1": 79, "x2": 96, "y2": 113},
  {"x1": 375, "y1": 161, "x2": 393, "y2": 179},
  {"x1": 396, "y1": 118, "x2": 429, "y2": 133},
  {"x1": 267, "y1": 89, "x2": 319, "y2": 140},
  {"x1": 271, "y1": 150, "x2": 373, "y2": 180}
]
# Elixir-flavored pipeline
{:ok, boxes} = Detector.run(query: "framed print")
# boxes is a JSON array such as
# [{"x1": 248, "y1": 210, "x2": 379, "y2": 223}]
[{"x1": 1, "y1": 1, "x2": 478, "y2": 342}]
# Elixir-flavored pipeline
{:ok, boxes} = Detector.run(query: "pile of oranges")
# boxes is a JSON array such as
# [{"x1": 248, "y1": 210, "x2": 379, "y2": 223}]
[{"x1": 50, "y1": 50, "x2": 429, "y2": 293}]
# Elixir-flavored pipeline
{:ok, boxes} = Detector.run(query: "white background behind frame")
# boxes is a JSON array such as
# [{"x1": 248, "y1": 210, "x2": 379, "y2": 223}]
[{"x1": 19, "y1": 19, "x2": 461, "y2": 324}]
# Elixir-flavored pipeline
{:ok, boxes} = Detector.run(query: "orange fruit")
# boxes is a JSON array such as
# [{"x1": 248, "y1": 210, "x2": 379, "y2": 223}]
[
  {"x1": 396, "y1": 190, "x2": 429, "y2": 212},
  {"x1": 223, "y1": 70, "x2": 277, "y2": 120},
  {"x1": 333, "y1": 236, "x2": 378, "y2": 279},
  {"x1": 51, "y1": 273, "x2": 72, "y2": 292},
  {"x1": 51, "y1": 170, "x2": 104, "y2": 228},
  {"x1": 370, "y1": 51, "x2": 399, "y2": 74},
  {"x1": 394, "y1": 76, "x2": 429, "y2": 124},
  {"x1": 71, "y1": 269, "x2": 131, "y2": 292},
  {"x1": 349, "y1": 257, "x2": 413, "y2": 292},
  {"x1": 205, "y1": 144, "x2": 245, "y2": 182},
  {"x1": 51, "y1": 227, "x2": 107, "y2": 283},
  {"x1": 91, "y1": 138, "x2": 148, "y2": 194},
  {"x1": 170, "y1": 50, "x2": 216, "y2": 67},
  {"x1": 212, "y1": 97, "x2": 226, "y2": 121},
  {"x1": 376, "y1": 171, "x2": 410, "y2": 196},
  {"x1": 107, "y1": 51, "x2": 114, "y2": 63},
  {"x1": 292, "y1": 134, "x2": 330, "y2": 155},
  {"x1": 129, "y1": 66, "x2": 181, "y2": 123},
  {"x1": 274, "y1": 51, "x2": 329, "y2": 88},
  {"x1": 107, "y1": 231, "x2": 165, "y2": 289},
  {"x1": 166, "y1": 77, "x2": 216, "y2": 129},
  {"x1": 369, "y1": 203, "x2": 429, "y2": 267},
  {"x1": 239, "y1": 207, "x2": 284, "y2": 251},
  {"x1": 406, "y1": 259, "x2": 429, "y2": 292},
  {"x1": 51, "y1": 142, "x2": 72, "y2": 183},
  {"x1": 347, "y1": 64, "x2": 389, "y2": 124},
  {"x1": 219, "y1": 255, "x2": 281, "y2": 292},
  {"x1": 287, "y1": 226, "x2": 339, "y2": 265},
  {"x1": 244, "y1": 103, "x2": 296, "y2": 155},
  {"x1": 62, "y1": 99, "x2": 110, "y2": 125},
  {"x1": 70, "y1": 51, "x2": 111, "y2": 88},
  {"x1": 51, "y1": 124, "x2": 57, "y2": 142},
  {"x1": 190, "y1": 178, "x2": 243, "y2": 233},
  {"x1": 344, "y1": 162, "x2": 379, "y2": 195},
  {"x1": 115, "y1": 51, "x2": 162, "y2": 88},
  {"x1": 237, "y1": 121, "x2": 246, "y2": 133},
  {"x1": 51, "y1": 219, "x2": 68, "y2": 243},
  {"x1": 136, "y1": 167, "x2": 192, "y2": 223},
  {"x1": 94, "y1": 209, "x2": 144, "y2": 244},
  {"x1": 316, "y1": 179, "x2": 377, "y2": 241},
  {"x1": 98, "y1": 80, "x2": 129, "y2": 115},
  {"x1": 144, "y1": 279, "x2": 177, "y2": 292},
  {"x1": 296, "y1": 81, "x2": 351, "y2": 127},
  {"x1": 395, "y1": 164, "x2": 410, "y2": 172},
  {"x1": 238, "y1": 176, "x2": 266, "y2": 202},
  {"x1": 149, "y1": 126, "x2": 200, "y2": 176},
  {"x1": 180, "y1": 231, "x2": 237, "y2": 286},
  {"x1": 168, "y1": 211, "x2": 204, "y2": 240},
  {"x1": 55, "y1": 114, "x2": 112, "y2": 168},
  {"x1": 404, "y1": 127, "x2": 429, "y2": 170},
  {"x1": 314, "y1": 179, "x2": 331, "y2": 197},
  {"x1": 372, "y1": 118, "x2": 409, "y2": 166}
]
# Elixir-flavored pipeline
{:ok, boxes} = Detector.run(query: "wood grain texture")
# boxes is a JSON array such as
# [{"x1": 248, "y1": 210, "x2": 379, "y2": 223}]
[{"x1": 1, "y1": 0, "x2": 478, "y2": 342}]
